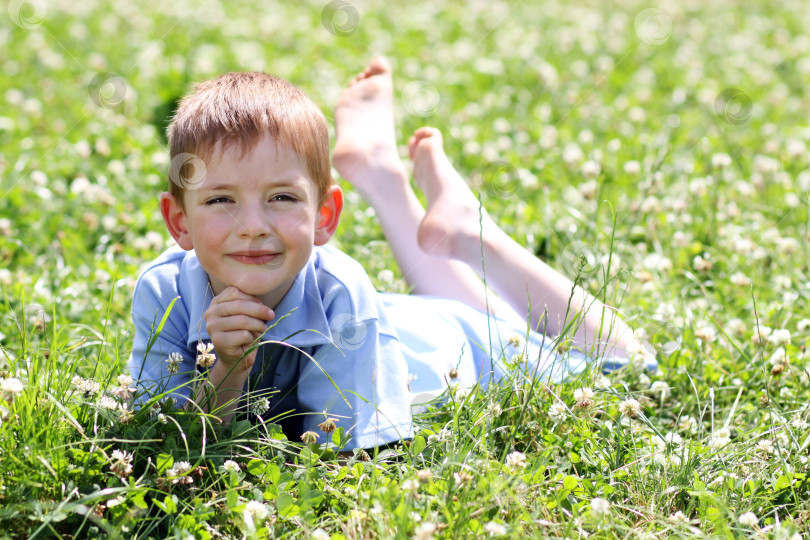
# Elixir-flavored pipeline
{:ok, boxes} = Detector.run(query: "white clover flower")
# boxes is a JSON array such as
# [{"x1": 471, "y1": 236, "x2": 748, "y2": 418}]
[
  {"x1": 694, "y1": 322, "x2": 716, "y2": 343},
  {"x1": 222, "y1": 460, "x2": 240, "y2": 474},
  {"x1": 562, "y1": 143, "x2": 584, "y2": 165},
  {"x1": 311, "y1": 529, "x2": 330, "y2": 540},
  {"x1": 692, "y1": 255, "x2": 712, "y2": 271},
  {"x1": 711, "y1": 153, "x2": 732, "y2": 168},
  {"x1": 117, "y1": 374, "x2": 133, "y2": 387},
  {"x1": 726, "y1": 318, "x2": 746, "y2": 337},
  {"x1": 97, "y1": 395, "x2": 118, "y2": 410},
  {"x1": 243, "y1": 500, "x2": 269, "y2": 521},
  {"x1": 623, "y1": 160, "x2": 641, "y2": 175},
  {"x1": 118, "y1": 403, "x2": 134, "y2": 424},
  {"x1": 487, "y1": 401, "x2": 503, "y2": 417},
  {"x1": 618, "y1": 398, "x2": 642, "y2": 418},
  {"x1": 196, "y1": 342, "x2": 216, "y2": 368},
  {"x1": 167, "y1": 460, "x2": 193, "y2": 484},
  {"x1": 413, "y1": 521, "x2": 438, "y2": 540},
  {"x1": 669, "y1": 511, "x2": 690, "y2": 524},
  {"x1": 483, "y1": 521, "x2": 507, "y2": 536},
  {"x1": 594, "y1": 374, "x2": 611, "y2": 389},
  {"x1": 251, "y1": 397, "x2": 270, "y2": 416},
  {"x1": 709, "y1": 427, "x2": 731, "y2": 449},
  {"x1": 664, "y1": 432, "x2": 683, "y2": 446},
  {"x1": 548, "y1": 402, "x2": 567, "y2": 423},
  {"x1": 71, "y1": 375, "x2": 101, "y2": 396},
  {"x1": 768, "y1": 329, "x2": 791, "y2": 346},
  {"x1": 752, "y1": 326, "x2": 772, "y2": 345},
  {"x1": 797, "y1": 319, "x2": 810, "y2": 332},
  {"x1": 402, "y1": 479, "x2": 420, "y2": 492},
  {"x1": 0, "y1": 377, "x2": 24, "y2": 402},
  {"x1": 769, "y1": 349, "x2": 787, "y2": 366},
  {"x1": 581, "y1": 160, "x2": 601, "y2": 180},
  {"x1": 109, "y1": 449, "x2": 133, "y2": 478},
  {"x1": 729, "y1": 272, "x2": 751, "y2": 287},
  {"x1": 165, "y1": 352, "x2": 183, "y2": 374},
  {"x1": 505, "y1": 451, "x2": 527, "y2": 470},
  {"x1": 589, "y1": 497, "x2": 611, "y2": 518},
  {"x1": 650, "y1": 381, "x2": 671, "y2": 400},
  {"x1": 678, "y1": 415, "x2": 698, "y2": 434},
  {"x1": 573, "y1": 387, "x2": 595, "y2": 408},
  {"x1": 738, "y1": 511, "x2": 758, "y2": 527},
  {"x1": 757, "y1": 439, "x2": 774, "y2": 454}
]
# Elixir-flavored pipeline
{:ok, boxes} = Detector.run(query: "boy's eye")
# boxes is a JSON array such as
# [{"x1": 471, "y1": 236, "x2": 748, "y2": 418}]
[
  {"x1": 270, "y1": 194, "x2": 296, "y2": 202},
  {"x1": 204, "y1": 196, "x2": 232, "y2": 205}
]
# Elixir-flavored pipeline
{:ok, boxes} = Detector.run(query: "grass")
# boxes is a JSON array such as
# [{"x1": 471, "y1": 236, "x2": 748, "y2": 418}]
[{"x1": 2, "y1": 0, "x2": 810, "y2": 537}]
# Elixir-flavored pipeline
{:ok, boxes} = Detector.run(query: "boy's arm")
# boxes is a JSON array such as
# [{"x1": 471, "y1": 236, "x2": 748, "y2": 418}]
[
  {"x1": 296, "y1": 314, "x2": 414, "y2": 450},
  {"x1": 195, "y1": 286, "x2": 274, "y2": 422}
]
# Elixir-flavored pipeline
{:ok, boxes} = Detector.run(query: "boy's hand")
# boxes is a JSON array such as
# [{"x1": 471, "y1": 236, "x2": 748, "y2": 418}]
[{"x1": 204, "y1": 286, "x2": 275, "y2": 371}]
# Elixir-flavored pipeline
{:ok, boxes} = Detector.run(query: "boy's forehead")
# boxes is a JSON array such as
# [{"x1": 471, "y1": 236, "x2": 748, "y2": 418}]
[{"x1": 202, "y1": 134, "x2": 303, "y2": 163}]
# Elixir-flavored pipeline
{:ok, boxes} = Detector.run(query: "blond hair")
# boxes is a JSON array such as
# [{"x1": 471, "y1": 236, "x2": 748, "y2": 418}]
[{"x1": 167, "y1": 72, "x2": 331, "y2": 206}]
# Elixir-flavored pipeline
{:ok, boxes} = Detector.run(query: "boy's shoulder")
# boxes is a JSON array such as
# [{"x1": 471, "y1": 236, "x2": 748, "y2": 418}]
[
  {"x1": 131, "y1": 245, "x2": 208, "y2": 322},
  {"x1": 280, "y1": 244, "x2": 381, "y2": 328},
  {"x1": 134, "y1": 245, "x2": 204, "y2": 292}
]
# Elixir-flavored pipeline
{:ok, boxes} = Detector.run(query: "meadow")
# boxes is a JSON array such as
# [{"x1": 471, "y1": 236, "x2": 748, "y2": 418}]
[{"x1": 1, "y1": 0, "x2": 810, "y2": 537}]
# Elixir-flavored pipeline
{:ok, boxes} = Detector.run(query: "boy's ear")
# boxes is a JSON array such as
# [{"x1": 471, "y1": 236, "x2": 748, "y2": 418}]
[
  {"x1": 160, "y1": 192, "x2": 194, "y2": 250},
  {"x1": 314, "y1": 185, "x2": 343, "y2": 246}
]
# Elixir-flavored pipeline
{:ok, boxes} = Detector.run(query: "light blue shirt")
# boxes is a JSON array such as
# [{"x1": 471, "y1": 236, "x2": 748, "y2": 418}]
[
  {"x1": 130, "y1": 245, "x2": 656, "y2": 448},
  {"x1": 129, "y1": 244, "x2": 414, "y2": 449}
]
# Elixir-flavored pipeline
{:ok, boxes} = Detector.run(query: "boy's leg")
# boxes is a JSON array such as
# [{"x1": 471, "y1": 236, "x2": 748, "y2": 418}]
[
  {"x1": 333, "y1": 58, "x2": 504, "y2": 315},
  {"x1": 410, "y1": 127, "x2": 638, "y2": 357}
]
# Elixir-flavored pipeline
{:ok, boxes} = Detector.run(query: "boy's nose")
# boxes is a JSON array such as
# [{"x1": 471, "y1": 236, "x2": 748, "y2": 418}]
[{"x1": 236, "y1": 206, "x2": 272, "y2": 238}]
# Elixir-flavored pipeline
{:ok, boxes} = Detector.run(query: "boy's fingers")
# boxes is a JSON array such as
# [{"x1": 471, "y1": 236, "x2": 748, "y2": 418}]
[
  {"x1": 214, "y1": 314, "x2": 268, "y2": 335},
  {"x1": 217, "y1": 286, "x2": 264, "y2": 304},
  {"x1": 210, "y1": 298, "x2": 274, "y2": 322}
]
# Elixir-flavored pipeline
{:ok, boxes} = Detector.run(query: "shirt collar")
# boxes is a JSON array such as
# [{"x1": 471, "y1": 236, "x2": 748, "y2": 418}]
[{"x1": 183, "y1": 249, "x2": 334, "y2": 350}]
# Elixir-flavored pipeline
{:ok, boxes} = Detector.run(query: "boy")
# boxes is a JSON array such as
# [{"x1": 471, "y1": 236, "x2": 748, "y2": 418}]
[
  {"x1": 130, "y1": 59, "x2": 653, "y2": 450},
  {"x1": 129, "y1": 71, "x2": 414, "y2": 450}
]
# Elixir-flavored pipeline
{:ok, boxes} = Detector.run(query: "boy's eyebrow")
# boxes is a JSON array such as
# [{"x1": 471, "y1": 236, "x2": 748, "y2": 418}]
[{"x1": 203, "y1": 177, "x2": 309, "y2": 191}]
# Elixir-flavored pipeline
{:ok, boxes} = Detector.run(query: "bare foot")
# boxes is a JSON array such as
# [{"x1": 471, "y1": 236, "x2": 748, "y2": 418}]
[
  {"x1": 409, "y1": 127, "x2": 499, "y2": 265},
  {"x1": 333, "y1": 57, "x2": 407, "y2": 200}
]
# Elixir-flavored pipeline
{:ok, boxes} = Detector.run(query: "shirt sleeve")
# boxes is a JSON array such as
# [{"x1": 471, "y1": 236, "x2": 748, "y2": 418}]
[
  {"x1": 295, "y1": 291, "x2": 414, "y2": 450},
  {"x1": 129, "y1": 267, "x2": 196, "y2": 405}
]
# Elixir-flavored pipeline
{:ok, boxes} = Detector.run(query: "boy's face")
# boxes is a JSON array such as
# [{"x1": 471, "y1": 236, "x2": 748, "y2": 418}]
[{"x1": 161, "y1": 134, "x2": 342, "y2": 308}]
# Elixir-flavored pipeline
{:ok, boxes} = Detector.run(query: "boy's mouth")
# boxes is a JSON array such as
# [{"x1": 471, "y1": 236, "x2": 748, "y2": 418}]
[{"x1": 228, "y1": 251, "x2": 280, "y2": 265}]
